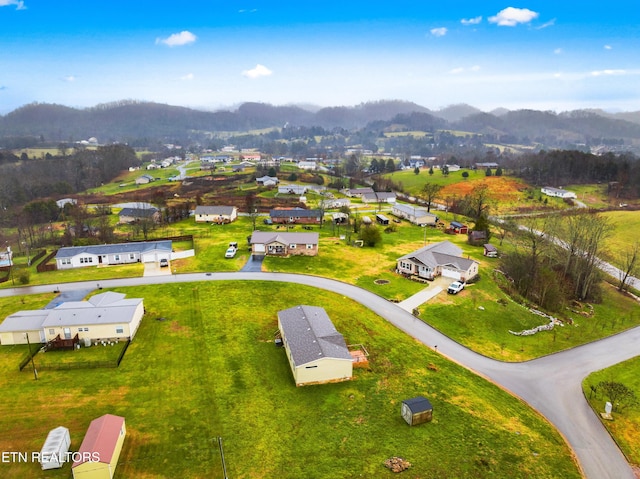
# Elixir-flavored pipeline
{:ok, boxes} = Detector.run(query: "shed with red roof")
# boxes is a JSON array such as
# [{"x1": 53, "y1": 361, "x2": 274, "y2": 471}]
[{"x1": 72, "y1": 414, "x2": 126, "y2": 479}]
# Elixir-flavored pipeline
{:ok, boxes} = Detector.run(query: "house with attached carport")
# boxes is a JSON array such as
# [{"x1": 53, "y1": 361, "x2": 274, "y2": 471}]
[
  {"x1": 541, "y1": 186, "x2": 577, "y2": 199},
  {"x1": 55, "y1": 240, "x2": 172, "y2": 269},
  {"x1": 194, "y1": 205, "x2": 238, "y2": 223},
  {"x1": 392, "y1": 203, "x2": 438, "y2": 226},
  {"x1": 250, "y1": 231, "x2": 319, "y2": 257},
  {"x1": 0, "y1": 291, "x2": 144, "y2": 346},
  {"x1": 396, "y1": 240, "x2": 479, "y2": 281},
  {"x1": 278, "y1": 305, "x2": 353, "y2": 386}
]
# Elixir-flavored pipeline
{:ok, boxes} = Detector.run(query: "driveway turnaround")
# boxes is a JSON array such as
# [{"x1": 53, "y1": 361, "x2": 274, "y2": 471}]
[{"x1": 1, "y1": 272, "x2": 638, "y2": 479}]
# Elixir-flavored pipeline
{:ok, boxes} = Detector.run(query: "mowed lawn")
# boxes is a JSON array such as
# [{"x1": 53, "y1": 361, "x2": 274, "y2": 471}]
[
  {"x1": 0, "y1": 282, "x2": 580, "y2": 479},
  {"x1": 583, "y1": 357, "x2": 640, "y2": 465}
]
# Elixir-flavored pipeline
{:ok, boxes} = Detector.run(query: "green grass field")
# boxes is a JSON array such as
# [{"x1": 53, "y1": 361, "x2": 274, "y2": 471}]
[
  {"x1": 583, "y1": 357, "x2": 640, "y2": 465},
  {"x1": 0, "y1": 282, "x2": 580, "y2": 479}
]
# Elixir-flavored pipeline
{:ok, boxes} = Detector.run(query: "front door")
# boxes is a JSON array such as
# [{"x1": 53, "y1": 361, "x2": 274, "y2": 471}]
[{"x1": 63, "y1": 328, "x2": 71, "y2": 340}]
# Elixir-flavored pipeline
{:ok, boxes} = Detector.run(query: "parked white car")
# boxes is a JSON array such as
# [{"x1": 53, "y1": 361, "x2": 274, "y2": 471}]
[
  {"x1": 447, "y1": 281, "x2": 465, "y2": 294},
  {"x1": 225, "y1": 246, "x2": 237, "y2": 258}
]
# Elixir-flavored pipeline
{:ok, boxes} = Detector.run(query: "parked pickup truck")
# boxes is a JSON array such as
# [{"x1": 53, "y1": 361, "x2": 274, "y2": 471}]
[
  {"x1": 225, "y1": 242, "x2": 238, "y2": 258},
  {"x1": 447, "y1": 281, "x2": 465, "y2": 294}
]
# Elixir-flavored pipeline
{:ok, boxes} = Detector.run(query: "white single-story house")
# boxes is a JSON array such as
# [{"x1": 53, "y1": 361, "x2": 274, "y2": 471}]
[
  {"x1": 342, "y1": 187, "x2": 374, "y2": 198},
  {"x1": 278, "y1": 184, "x2": 308, "y2": 195},
  {"x1": 250, "y1": 231, "x2": 319, "y2": 257},
  {"x1": 194, "y1": 205, "x2": 238, "y2": 223},
  {"x1": 392, "y1": 203, "x2": 439, "y2": 226},
  {"x1": 541, "y1": 187, "x2": 577, "y2": 199},
  {"x1": 397, "y1": 240, "x2": 479, "y2": 281},
  {"x1": 326, "y1": 198, "x2": 350, "y2": 209},
  {"x1": 72, "y1": 414, "x2": 126, "y2": 479},
  {"x1": 278, "y1": 305, "x2": 353, "y2": 386},
  {"x1": 0, "y1": 292, "x2": 144, "y2": 346},
  {"x1": 56, "y1": 198, "x2": 77, "y2": 209},
  {"x1": 361, "y1": 191, "x2": 397, "y2": 204},
  {"x1": 297, "y1": 160, "x2": 317, "y2": 170},
  {"x1": 55, "y1": 240, "x2": 172, "y2": 269},
  {"x1": 256, "y1": 175, "x2": 279, "y2": 187}
]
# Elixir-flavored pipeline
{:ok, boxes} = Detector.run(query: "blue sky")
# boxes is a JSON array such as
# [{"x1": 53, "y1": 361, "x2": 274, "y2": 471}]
[{"x1": 1, "y1": 1, "x2": 639, "y2": 114}]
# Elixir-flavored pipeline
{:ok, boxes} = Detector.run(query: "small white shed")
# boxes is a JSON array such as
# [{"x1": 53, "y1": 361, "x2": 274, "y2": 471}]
[{"x1": 40, "y1": 426, "x2": 71, "y2": 470}]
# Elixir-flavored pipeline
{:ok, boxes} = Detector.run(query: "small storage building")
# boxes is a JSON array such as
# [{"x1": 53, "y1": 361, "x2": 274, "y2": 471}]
[
  {"x1": 401, "y1": 396, "x2": 433, "y2": 426},
  {"x1": 72, "y1": 414, "x2": 126, "y2": 479},
  {"x1": 40, "y1": 426, "x2": 71, "y2": 470},
  {"x1": 362, "y1": 216, "x2": 372, "y2": 225},
  {"x1": 376, "y1": 214, "x2": 390, "y2": 225},
  {"x1": 484, "y1": 244, "x2": 498, "y2": 257}
]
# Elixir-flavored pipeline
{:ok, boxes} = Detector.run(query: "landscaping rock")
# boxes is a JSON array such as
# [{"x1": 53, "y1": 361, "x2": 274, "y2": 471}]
[{"x1": 384, "y1": 456, "x2": 412, "y2": 473}]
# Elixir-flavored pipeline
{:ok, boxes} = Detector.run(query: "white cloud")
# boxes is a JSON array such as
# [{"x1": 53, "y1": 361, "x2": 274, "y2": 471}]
[
  {"x1": 591, "y1": 69, "x2": 626, "y2": 77},
  {"x1": 461, "y1": 16, "x2": 482, "y2": 26},
  {"x1": 488, "y1": 7, "x2": 539, "y2": 27},
  {"x1": 470, "y1": 65, "x2": 481, "y2": 72},
  {"x1": 554, "y1": 48, "x2": 563, "y2": 55},
  {"x1": 536, "y1": 18, "x2": 556, "y2": 29},
  {"x1": 604, "y1": 45, "x2": 613, "y2": 50},
  {"x1": 238, "y1": 9, "x2": 257, "y2": 13},
  {"x1": 242, "y1": 64, "x2": 273, "y2": 79},
  {"x1": 64, "y1": 75, "x2": 76, "y2": 82},
  {"x1": 430, "y1": 27, "x2": 448, "y2": 37},
  {"x1": 180, "y1": 73, "x2": 194, "y2": 81},
  {"x1": 156, "y1": 31, "x2": 197, "y2": 47},
  {"x1": 449, "y1": 67, "x2": 464, "y2": 74},
  {"x1": 449, "y1": 65, "x2": 481, "y2": 74},
  {"x1": 0, "y1": 0, "x2": 26, "y2": 10}
]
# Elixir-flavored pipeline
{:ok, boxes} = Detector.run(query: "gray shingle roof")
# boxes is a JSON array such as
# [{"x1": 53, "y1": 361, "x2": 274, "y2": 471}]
[
  {"x1": 55, "y1": 240, "x2": 172, "y2": 259},
  {"x1": 118, "y1": 207, "x2": 159, "y2": 218},
  {"x1": 250, "y1": 231, "x2": 319, "y2": 245},
  {"x1": 398, "y1": 241, "x2": 477, "y2": 271},
  {"x1": 269, "y1": 208, "x2": 321, "y2": 218},
  {"x1": 278, "y1": 305, "x2": 352, "y2": 366},
  {"x1": 194, "y1": 205, "x2": 236, "y2": 216}
]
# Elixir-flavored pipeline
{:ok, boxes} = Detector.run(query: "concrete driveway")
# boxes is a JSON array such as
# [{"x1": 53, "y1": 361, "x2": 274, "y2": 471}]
[
  {"x1": 241, "y1": 254, "x2": 264, "y2": 272},
  {"x1": 143, "y1": 262, "x2": 172, "y2": 277}
]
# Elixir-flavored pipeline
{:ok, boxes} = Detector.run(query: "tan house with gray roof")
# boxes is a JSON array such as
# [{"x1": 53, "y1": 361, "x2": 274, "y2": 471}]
[
  {"x1": 397, "y1": 240, "x2": 479, "y2": 281},
  {"x1": 250, "y1": 231, "x2": 319, "y2": 257},
  {"x1": 277, "y1": 305, "x2": 352, "y2": 386}
]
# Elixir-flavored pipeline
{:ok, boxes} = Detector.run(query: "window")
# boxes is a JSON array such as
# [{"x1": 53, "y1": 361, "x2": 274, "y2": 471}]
[
  {"x1": 306, "y1": 244, "x2": 314, "y2": 249},
  {"x1": 114, "y1": 254, "x2": 120, "y2": 261},
  {"x1": 61, "y1": 258, "x2": 71, "y2": 265},
  {"x1": 49, "y1": 329, "x2": 55, "y2": 335},
  {"x1": 129, "y1": 253, "x2": 135, "y2": 260},
  {"x1": 116, "y1": 328, "x2": 124, "y2": 334},
  {"x1": 84, "y1": 328, "x2": 89, "y2": 332},
  {"x1": 78, "y1": 328, "x2": 83, "y2": 332},
  {"x1": 289, "y1": 244, "x2": 296, "y2": 249}
]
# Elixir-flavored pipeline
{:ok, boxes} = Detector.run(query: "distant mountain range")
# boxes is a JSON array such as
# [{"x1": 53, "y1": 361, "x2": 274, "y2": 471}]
[{"x1": 1, "y1": 99, "x2": 640, "y2": 149}]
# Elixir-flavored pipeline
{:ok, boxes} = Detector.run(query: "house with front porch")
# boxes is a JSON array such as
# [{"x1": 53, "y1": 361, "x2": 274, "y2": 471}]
[
  {"x1": 250, "y1": 231, "x2": 319, "y2": 257},
  {"x1": 194, "y1": 205, "x2": 238, "y2": 223},
  {"x1": 270, "y1": 207, "x2": 322, "y2": 224},
  {"x1": 55, "y1": 240, "x2": 172, "y2": 269},
  {"x1": 396, "y1": 241, "x2": 479, "y2": 281}
]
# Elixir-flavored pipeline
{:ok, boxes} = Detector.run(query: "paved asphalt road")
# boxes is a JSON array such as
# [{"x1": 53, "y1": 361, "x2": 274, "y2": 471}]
[{"x1": 1, "y1": 271, "x2": 638, "y2": 479}]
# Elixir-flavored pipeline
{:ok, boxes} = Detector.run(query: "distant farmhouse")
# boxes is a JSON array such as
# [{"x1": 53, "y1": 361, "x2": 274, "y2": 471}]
[
  {"x1": 250, "y1": 231, "x2": 319, "y2": 257},
  {"x1": 0, "y1": 291, "x2": 144, "y2": 346},
  {"x1": 361, "y1": 191, "x2": 397, "y2": 204},
  {"x1": 256, "y1": 175, "x2": 279, "y2": 187},
  {"x1": 392, "y1": 203, "x2": 438, "y2": 226},
  {"x1": 541, "y1": 187, "x2": 577, "y2": 199},
  {"x1": 297, "y1": 160, "x2": 317, "y2": 170},
  {"x1": 135, "y1": 174, "x2": 155, "y2": 185},
  {"x1": 278, "y1": 184, "x2": 308, "y2": 195},
  {"x1": 270, "y1": 208, "x2": 322, "y2": 225},
  {"x1": 342, "y1": 187, "x2": 374, "y2": 198},
  {"x1": 118, "y1": 207, "x2": 161, "y2": 224},
  {"x1": 55, "y1": 240, "x2": 172, "y2": 269},
  {"x1": 194, "y1": 205, "x2": 238, "y2": 224},
  {"x1": 397, "y1": 241, "x2": 479, "y2": 282},
  {"x1": 277, "y1": 305, "x2": 353, "y2": 386}
]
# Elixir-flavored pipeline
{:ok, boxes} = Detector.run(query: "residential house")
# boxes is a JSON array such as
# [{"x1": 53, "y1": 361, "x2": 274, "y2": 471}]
[
  {"x1": 278, "y1": 184, "x2": 307, "y2": 195},
  {"x1": 256, "y1": 175, "x2": 279, "y2": 187},
  {"x1": 0, "y1": 292, "x2": 144, "y2": 346},
  {"x1": 277, "y1": 305, "x2": 352, "y2": 386},
  {"x1": 361, "y1": 191, "x2": 397, "y2": 204},
  {"x1": 297, "y1": 160, "x2": 317, "y2": 170},
  {"x1": 250, "y1": 231, "x2": 319, "y2": 257},
  {"x1": 270, "y1": 207, "x2": 322, "y2": 225},
  {"x1": 135, "y1": 174, "x2": 155, "y2": 185},
  {"x1": 541, "y1": 187, "x2": 577, "y2": 199},
  {"x1": 72, "y1": 414, "x2": 126, "y2": 479},
  {"x1": 396, "y1": 240, "x2": 479, "y2": 281},
  {"x1": 446, "y1": 221, "x2": 468, "y2": 234},
  {"x1": 325, "y1": 198, "x2": 350, "y2": 209},
  {"x1": 194, "y1": 206, "x2": 238, "y2": 224},
  {"x1": 118, "y1": 207, "x2": 160, "y2": 224},
  {"x1": 392, "y1": 203, "x2": 438, "y2": 226},
  {"x1": 342, "y1": 187, "x2": 374, "y2": 198},
  {"x1": 56, "y1": 198, "x2": 77, "y2": 209},
  {"x1": 55, "y1": 241, "x2": 172, "y2": 269}
]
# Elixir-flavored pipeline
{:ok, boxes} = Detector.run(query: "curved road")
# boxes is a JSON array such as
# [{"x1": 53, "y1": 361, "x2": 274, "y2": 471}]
[{"x1": 1, "y1": 272, "x2": 638, "y2": 479}]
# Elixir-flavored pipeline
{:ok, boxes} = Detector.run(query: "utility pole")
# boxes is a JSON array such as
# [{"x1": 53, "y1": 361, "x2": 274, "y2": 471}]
[{"x1": 25, "y1": 334, "x2": 38, "y2": 380}]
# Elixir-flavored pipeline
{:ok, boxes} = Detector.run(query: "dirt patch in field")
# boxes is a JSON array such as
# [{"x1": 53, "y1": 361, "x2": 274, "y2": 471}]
[{"x1": 440, "y1": 177, "x2": 527, "y2": 203}]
